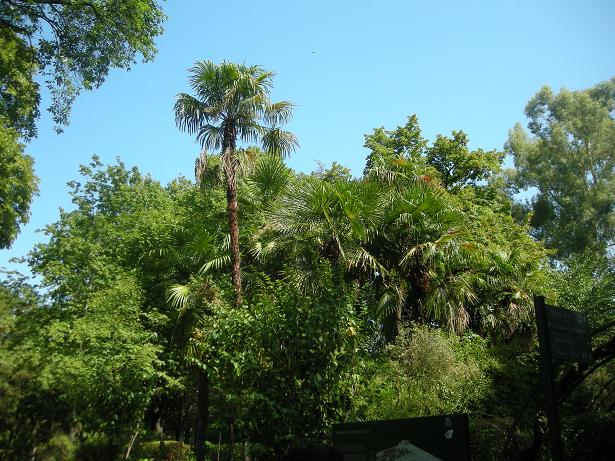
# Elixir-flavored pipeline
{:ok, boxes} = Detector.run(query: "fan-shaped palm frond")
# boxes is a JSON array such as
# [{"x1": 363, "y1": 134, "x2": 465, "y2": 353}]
[
  {"x1": 242, "y1": 154, "x2": 292, "y2": 210},
  {"x1": 167, "y1": 283, "x2": 192, "y2": 311},
  {"x1": 199, "y1": 255, "x2": 231, "y2": 274},
  {"x1": 261, "y1": 127, "x2": 299, "y2": 157},
  {"x1": 375, "y1": 284, "x2": 406, "y2": 318}
]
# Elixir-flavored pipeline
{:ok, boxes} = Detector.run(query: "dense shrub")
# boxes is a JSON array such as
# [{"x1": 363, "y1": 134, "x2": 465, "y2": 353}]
[
  {"x1": 35, "y1": 433, "x2": 76, "y2": 461},
  {"x1": 350, "y1": 324, "x2": 494, "y2": 421},
  {"x1": 134, "y1": 440, "x2": 194, "y2": 461},
  {"x1": 195, "y1": 267, "x2": 360, "y2": 456}
]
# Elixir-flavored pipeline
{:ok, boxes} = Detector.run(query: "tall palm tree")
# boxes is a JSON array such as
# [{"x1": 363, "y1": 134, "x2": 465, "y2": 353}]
[{"x1": 175, "y1": 61, "x2": 298, "y2": 305}]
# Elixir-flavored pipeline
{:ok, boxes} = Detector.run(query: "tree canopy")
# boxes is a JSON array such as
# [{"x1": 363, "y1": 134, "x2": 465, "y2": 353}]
[
  {"x1": 0, "y1": 0, "x2": 165, "y2": 249},
  {"x1": 0, "y1": 0, "x2": 165, "y2": 137},
  {"x1": 507, "y1": 78, "x2": 615, "y2": 257}
]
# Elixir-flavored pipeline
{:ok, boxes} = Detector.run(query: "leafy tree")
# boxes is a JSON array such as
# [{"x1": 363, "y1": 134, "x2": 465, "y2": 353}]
[
  {"x1": 360, "y1": 117, "x2": 548, "y2": 337},
  {"x1": 313, "y1": 161, "x2": 353, "y2": 183},
  {"x1": 0, "y1": 23, "x2": 38, "y2": 138},
  {"x1": 0, "y1": 270, "x2": 160, "y2": 460},
  {"x1": 0, "y1": 271, "x2": 40, "y2": 458},
  {"x1": 507, "y1": 78, "x2": 615, "y2": 257},
  {"x1": 0, "y1": 0, "x2": 165, "y2": 251},
  {"x1": 0, "y1": 124, "x2": 37, "y2": 248},
  {"x1": 549, "y1": 251, "x2": 615, "y2": 328},
  {"x1": 364, "y1": 115, "x2": 504, "y2": 194},
  {"x1": 175, "y1": 61, "x2": 298, "y2": 305},
  {"x1": 192, "y1": 268, "x2": 360, "y2": 458},
  {"x1": 252, "y1": 117, "x2": 548, "y2": 340},
  {"x1": 427, "y1": 130, "x2": 504, "y2": 192},
  {"x1": 20, "y1": 157, "x2": 202, "y2": 457},
  {"x1": 0, "y1": 0, "x2": 165, "y2": 137}
]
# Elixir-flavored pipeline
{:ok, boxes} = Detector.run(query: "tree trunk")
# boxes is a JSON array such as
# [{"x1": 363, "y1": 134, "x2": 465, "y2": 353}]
[
  {"x1": 194, "y1": 369, "x2": 209, "y2": 461},
  {"x1": 222, "y1": 127, "x2": 242, "y2": 306},
  {"x1": 225, "y1": 167, "x2": 242, "y2": 306}
]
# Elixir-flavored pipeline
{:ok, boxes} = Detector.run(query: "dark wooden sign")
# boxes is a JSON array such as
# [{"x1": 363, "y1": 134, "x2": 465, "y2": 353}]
[
  {"x1": 534, "y1": 296, "x2": 594, "y2": 461},
  {"x1": 544, "y1": 304, "x2": 592, "y2": 364},
  {"x1": 332, "y1": 414, "x2": 470, "y2": 461}
]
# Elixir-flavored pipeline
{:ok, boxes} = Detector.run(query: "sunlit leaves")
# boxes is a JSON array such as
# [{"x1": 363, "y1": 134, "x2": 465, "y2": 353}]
[
  {"x1": 507, "y1": 78, "x2": 615, "y2": 257},
  {"x1": 0, "y1": 125, "x2": 38, "y2": 248},
  {"x1": 1, "y1": 0, "x2": 165, "y2": 134}
]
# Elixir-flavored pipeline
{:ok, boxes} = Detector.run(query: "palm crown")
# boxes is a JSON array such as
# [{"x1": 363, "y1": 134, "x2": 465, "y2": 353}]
[{"x1": 175, "y1": 61, "x2": 297, "y2": 155}]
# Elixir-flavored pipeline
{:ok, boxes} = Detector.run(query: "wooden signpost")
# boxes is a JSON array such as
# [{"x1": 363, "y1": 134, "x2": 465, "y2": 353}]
[{"x1": 534, "y1": 296, "x2": 592, "y2": 461}]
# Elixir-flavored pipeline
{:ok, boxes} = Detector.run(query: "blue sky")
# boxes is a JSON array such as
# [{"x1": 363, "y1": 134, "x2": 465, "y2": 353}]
[{"x1": 2, "y1": 0, "x2": 615, "y2": 276}]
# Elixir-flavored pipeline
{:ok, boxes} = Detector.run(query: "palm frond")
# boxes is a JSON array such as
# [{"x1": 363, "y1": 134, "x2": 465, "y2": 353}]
[
  {"x1": 263, "y1": 101, "x2": 295, "y2": 126},
  {"x1": 261, "y1": 128, "x2": 299, "y2": 157},
  {"x1": 222, "y1": 233, "x2": 231, "y2": 251},
  {"x1": 375, "y1": 285, "x2": 405, "y2": 319},
  {"x1": 247, "y1": 154, "x2": 291, "y2": 203},
  {"x1": 167, "y1": 284, "x2": 192, "y2": 311},
  {"x1": 199, "y1": 255, "x2": 231, "y2": 274},
  {"x1": 237, "y1": 122, "x2": 266, "y2": 145},
  {"x1": 174, "y1": 93, "x2": 210, "y2": 134},
  {"x1": 196, "y1": 124, "x2": 224, "y2": 151},
  {"x1": 346, "y1": 247, "x2": 388, "y2": 276}
]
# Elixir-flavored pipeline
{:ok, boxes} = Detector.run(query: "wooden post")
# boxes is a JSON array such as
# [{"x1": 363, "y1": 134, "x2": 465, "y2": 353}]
[{"x1": 534, "y1": 296, "x2": 563, "y2": 460}]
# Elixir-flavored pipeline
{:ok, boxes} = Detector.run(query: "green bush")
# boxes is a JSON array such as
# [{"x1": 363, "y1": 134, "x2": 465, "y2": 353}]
[
  {"x1": 134, "y1": 440, "x2": 194, "y2": 461},
  {"x1": 196, "y1": 267, "x2": 360, "y2": 454},
  {"x1": 35, "y1": 433, "x2": 75, "y2": 461},
  {"x1": 350, "y1": 324, "x2": 494, "y2": 420},
  {"x1": 564, "y1": 412, "x2": 615, "y2": 459},
  {"x1": 76, "y1": 432, "x2": 120, "y2": 461}
]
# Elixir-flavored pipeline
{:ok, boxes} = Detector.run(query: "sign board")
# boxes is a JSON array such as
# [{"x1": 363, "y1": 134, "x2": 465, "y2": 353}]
[
  {"x1": 544, "y1": 304, "x2": 592, "y2": 364},
  {"x1": 332, "y1": 414, "x2": 470, "y2": 461}
]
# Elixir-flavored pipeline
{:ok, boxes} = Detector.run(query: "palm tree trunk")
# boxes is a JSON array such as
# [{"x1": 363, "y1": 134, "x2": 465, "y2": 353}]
[{"x1": 222, "y1": 131, "x2": 242, "y2": 306}]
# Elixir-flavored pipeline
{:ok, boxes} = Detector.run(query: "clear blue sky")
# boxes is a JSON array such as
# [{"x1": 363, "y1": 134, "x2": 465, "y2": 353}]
[{"x1": 2, "y1": 0, "x2": 615, "y2": 276}]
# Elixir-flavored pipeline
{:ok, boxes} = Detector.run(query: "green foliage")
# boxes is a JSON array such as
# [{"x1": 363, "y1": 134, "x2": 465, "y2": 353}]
[
  {"x1": 0, "y1": 272, "x2": 41, "y2": 459},
  {"x1": 563, "y1": 412, "x2": 615, "y2": 459},
  {"x1": 135, "y1": 440, "x2": 194, "y2": 461},
  {"x1": 0, "y1": 0, "x2": 165, "y2": 136},
  {"x1": 5, "y1": 73, "x2": 613, "y2": 459},
  {"x1": 363, "y1": 115, "x2": 504, "y2": 193},
  {"x1": 194, "y1": 267, "x2": 359, "y2": 453},
  {"x1": 76, "y1": 432, "x2": 121, "y2": 461},
  {"x1": 357, "y1": 115, "x2": 549, "y2": 336},
  {"x1": 35, "y1": 432, "x2": 76, "y2": 461},
  {"x1": 313, "y1": 161, "x2": 353, "y2": 183},
  {"x1": 0, "y1": 26, "x2": 39, "y2": 138},
  {"x1": 0, "y1": 124, "x2": 38, "y2": 248},
  {"x1": 175, "y1": 61, "x2": 298, "y2": 157},
  {"x1": 0, "y1": 1, "x2": 165, "y2": 246},
  {"x1": 427, "y1": 130, "x2": 504, "y2": 191},
  {"x1": 350, "y1": 325, "x2": 494, "y2": 421},
  {"x1": 547, "y1": 251, "x2": 614, "y2": 329},
  {"x1": 38, "y1": 274, "x2": 159, "y2": 434},
  {"x1": 0, "y1": 158, "x2": 199, "y2": 458},
  {"x1": 0, "y1": 271, "x2": 160, "y2": 458},
  {"x1": 507, "y1": 78, "x2": 615, "y2": 257}
]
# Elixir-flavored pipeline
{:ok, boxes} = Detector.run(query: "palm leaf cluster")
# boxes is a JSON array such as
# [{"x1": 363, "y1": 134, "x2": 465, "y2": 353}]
[
  {"x1": 175, "y1": 61, "x2": 297, "y2": 156},
  {"x1": 243, "y1": 160, "x2": 546, "y2": 335}
]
